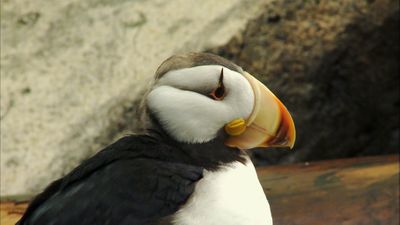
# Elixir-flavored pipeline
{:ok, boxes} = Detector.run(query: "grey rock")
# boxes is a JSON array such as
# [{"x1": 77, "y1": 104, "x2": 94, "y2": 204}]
[{"x1": 0, "y1": 0, "x2": 270, "y2": 196}]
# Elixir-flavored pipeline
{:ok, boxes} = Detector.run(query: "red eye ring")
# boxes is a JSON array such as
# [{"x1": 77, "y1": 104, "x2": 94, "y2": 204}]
[
  {"x1": 210, "y1": 86, "x2": 225, "y2": 100},
  {"x1": 209, "y1": 68, "x2": 226, "y2": 101}
]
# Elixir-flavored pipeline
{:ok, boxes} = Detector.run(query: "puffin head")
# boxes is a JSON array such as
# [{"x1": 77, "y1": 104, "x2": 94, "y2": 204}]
[{"x1": 146, "y1": 53, "x2": 295, "y2": 150}]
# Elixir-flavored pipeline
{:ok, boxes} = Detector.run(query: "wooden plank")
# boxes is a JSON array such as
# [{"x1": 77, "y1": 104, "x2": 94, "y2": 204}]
[
  {"x1": 1, "y1": 155, "x2": 398, "y2": 225},
  {"x1": 260, "y1": 155, "x2": 399, "y2": 225},
  {"x1": 0, "y1": 202, "x2": 27, "y2": 225}
]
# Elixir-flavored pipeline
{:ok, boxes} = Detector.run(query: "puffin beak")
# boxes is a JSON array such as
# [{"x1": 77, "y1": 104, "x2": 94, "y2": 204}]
[{"x1": 224, "y1": 72, "x2": 296, "y2": 150}]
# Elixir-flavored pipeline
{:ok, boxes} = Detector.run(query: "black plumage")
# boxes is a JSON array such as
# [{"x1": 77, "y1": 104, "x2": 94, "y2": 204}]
[{"x1": 17, "y1": 130, "x2": 245, "y2": 225}]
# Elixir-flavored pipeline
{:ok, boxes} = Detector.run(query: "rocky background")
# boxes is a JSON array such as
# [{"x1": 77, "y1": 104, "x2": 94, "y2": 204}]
[
  {"x1": 1, "y1": 0, "x2": 272, "y2": 196},
  {"x1": 210, "y1": 0, "x2": 400, "y2": 166},
  {"x1": 1, "y1": 0, "x2": 399, "y2": 196}
]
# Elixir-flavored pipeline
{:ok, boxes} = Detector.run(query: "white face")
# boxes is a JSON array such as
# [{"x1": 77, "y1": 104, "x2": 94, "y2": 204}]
[{"x1": 147, "y1": 65, "x2": 254, "y2": 143}]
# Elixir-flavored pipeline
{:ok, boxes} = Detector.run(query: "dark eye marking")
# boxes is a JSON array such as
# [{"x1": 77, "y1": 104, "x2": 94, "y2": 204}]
[{"x1": 209, "y1": 68, "x2": 226, "y2": 101}]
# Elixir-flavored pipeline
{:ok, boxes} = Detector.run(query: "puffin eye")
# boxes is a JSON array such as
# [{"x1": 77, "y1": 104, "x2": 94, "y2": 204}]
[{"x1": 209, "y1": 68, "x2": 226, "y2": 101}]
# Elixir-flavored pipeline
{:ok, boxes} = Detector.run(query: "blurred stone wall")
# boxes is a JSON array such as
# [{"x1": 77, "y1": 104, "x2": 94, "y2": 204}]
[{"x1": 1, "y1": 0, "x2": 271, "y2": 196}]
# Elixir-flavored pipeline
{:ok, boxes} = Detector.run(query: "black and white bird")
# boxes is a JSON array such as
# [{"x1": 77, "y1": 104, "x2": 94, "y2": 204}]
[{"x1": 17, "y1": 53, "x2": 295, "y2": 225}]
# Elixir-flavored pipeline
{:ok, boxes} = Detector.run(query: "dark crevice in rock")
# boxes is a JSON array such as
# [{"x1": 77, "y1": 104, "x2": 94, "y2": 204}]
[{"x1": 209, "y1": 0, "x2": 399, "y2": 165}]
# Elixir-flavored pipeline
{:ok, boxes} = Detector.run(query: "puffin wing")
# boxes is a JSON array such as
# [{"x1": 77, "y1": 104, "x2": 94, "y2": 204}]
[{"x1": 17, "y1": 136, "x2": 204, "y2": 225}]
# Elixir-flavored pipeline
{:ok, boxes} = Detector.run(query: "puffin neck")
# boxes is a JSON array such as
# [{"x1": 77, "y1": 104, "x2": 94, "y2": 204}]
[
  {"x1": 146, "y1": 108, "x2": 247, "y2": 171},
  {"x1": 178, "y1": 134, "x2": 248, "y2": 171}
]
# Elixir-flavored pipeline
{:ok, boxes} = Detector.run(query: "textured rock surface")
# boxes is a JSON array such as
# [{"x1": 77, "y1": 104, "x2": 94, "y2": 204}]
[
  {"x1": 211, "y1": 0, "x2": 399, "y2": 165},
  {"x1": 0, "y1": 0, "x2": 271, "y2": 196}
]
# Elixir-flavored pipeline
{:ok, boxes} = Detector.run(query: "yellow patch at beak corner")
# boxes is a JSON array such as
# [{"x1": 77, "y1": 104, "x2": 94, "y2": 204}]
[{"x1": 224, "y1": 118, "x2": 246, "y2": 136}]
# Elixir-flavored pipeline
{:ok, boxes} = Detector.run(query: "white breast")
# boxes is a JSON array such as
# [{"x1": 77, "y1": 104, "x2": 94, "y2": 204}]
[{"x1": 172, "y1": 158, "x2": 273, "y2": 225}]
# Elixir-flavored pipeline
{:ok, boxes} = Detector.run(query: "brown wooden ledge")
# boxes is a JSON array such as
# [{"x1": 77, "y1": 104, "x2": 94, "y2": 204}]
[
  {"x1": 1, "y1": 154, "x2": 398, "y2": 225},
  {"x1": 260, "y1": 154, "x2": 399, "y2": 225}
]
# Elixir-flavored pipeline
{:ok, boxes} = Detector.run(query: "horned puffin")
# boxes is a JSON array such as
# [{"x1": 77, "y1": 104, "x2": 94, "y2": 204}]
[{"x1": 17, "y1": 53, "x2": 295, "y2": 225}]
